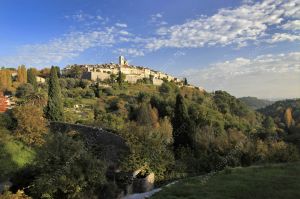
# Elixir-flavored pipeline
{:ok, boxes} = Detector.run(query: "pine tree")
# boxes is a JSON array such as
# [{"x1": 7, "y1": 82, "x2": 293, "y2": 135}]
[
  {"x1": 172, "y1": 94, "x2": 191, "y2": 149},
  {"x1": 27, "y1": 68, "x2": 37, "y2": 90},
  {"x1": 45, "y1": 66, "x2": 64, "y2": 121}
]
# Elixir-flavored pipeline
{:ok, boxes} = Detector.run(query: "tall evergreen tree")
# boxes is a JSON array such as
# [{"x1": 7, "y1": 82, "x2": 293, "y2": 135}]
[
  {"x1": 172, "y1": 94, "x2": 191, "y2": 149},
  {"x1": 183, "y1": 77, "x2": 188, "y2": 85},
  {"x1": 27, "y1": 68, "x2": 37, "y2": 90},
  {"x1": 54, "y1": 66, "x2": 61, "y2": 78},
  {"x1": 45, "y1": 66, "x2": 64, "y2": 121},
  {"x1": 117, "y1": 70, "x2": 126, "y2": 86}
]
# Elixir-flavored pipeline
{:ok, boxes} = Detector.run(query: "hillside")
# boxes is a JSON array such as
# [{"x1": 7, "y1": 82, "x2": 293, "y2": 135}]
[
  {"x1": 0, "y1": 69, "x2": 299, "y2": 198},
  {"x1": 259, "y1": 99, "x2": 300, "y2": 149},
  {"x1": 239, "y1": 96, "x2": 274, "y2": 110},
  {"x1": 259, "y1": 99, "x2": 300, "y2": 128},
  {"x1": 152, "y1": 162, "x2": 300, "y2": 199}
]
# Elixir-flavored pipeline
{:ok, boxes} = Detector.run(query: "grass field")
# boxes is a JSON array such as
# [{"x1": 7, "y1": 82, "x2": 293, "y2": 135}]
[
  {"x1": 0, "y1": 128, "x2": 35, "y2": 181},
  {"x1": 151, "y1": 162, "x2": 300, "y2": 199}
]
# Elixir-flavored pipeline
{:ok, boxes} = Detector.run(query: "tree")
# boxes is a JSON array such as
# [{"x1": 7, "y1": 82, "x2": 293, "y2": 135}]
[
  {"x1": 17, "y1": 65, "x2": 27, "y2": 83},
  {"x1": 263, "y1": 116, "x2": 276, "y2": 134},
  {"x1": 53, "y1": 66, "x2": 61, "y2": 78},
  {"x1": 27, "y1": 68, "x2": 37, "y2": 90},
  {"x1": 119, "y1": 122, "x2": 174, "y2": 181},
  {"x1": 31, "y1": 133, "x2": 106, "y2": 198},
  {"x1": 45, "y1": 66, "x2": 64, "y2": 121},
  {"x1": 136, "y1": 103, "x2": 159, "y2": 127},
  {"x1": 68, "y1": 65, "x2": 83, "y2": 78},
  {"x1": 15, "y1": 83, "x2": 34, "y2": 98},
  {"x1": 13, "y1": 104, "x2": 48, "y2": 146},
  {"x1": 172, "y1": 94, "x2": 191, "y2": 149},
  {"x1": 110, "y1": 74, "x2": 117, "y2": 83},
  {"x1": 284, "y1": 108, "x2": 293, "y2": 129},
  {"x1": 183, "y1": 77, "x2": 188, "y2": 85},
  {"x1": 38, "y1": 68, "x2": 51, "y2": 78},
  {"x1": 117, "y1": 71, "x2": 126, "y2": 86},
  {"x1": 0, "y1": 70, "x2": 12, "y2": 91}
]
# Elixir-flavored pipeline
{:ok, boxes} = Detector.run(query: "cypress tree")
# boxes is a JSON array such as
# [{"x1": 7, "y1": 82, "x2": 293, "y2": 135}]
[
  {"x1": 183, "y1": 77, "x2": 188, "y2": 85},
  {"x1": 172, "y1": 94, "x2": 191, "y2": 149},
  {"x1": 117, "y1": 71, "x2": 126, "y2": 86},
  {"x1": 27, "y1": 68, "x2": 37, "y2": 90},
  {"x1": 45, "y1": 66, "x2": 64, "y2": 121}
]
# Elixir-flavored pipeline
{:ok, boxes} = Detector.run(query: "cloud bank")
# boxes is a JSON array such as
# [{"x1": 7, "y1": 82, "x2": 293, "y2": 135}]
[{"x1": 183, "y1": 52, "x2": 300, "y2": 98}]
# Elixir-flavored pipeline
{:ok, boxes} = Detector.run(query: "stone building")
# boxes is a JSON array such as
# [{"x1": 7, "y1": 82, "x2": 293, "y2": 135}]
[{"x1": 64, "y1": 56, "x2": 183, "y2": 86}]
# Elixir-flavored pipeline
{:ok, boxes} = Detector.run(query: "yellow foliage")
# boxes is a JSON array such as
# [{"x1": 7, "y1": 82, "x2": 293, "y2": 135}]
[
  {"x1": 284, "y1": 107, "x2": 293, "y2": 128},
  {"x1": 13, "y1": 104, "x2": 48, "y2": 146},
  {"x1": 0, "y1": 190, "x2": 31, "y2": 199}
]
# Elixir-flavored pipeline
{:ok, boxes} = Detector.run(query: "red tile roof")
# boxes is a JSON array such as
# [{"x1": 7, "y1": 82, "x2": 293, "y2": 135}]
[{"x1": 0, "y1": 92, "x2": 8, "y2": 113}]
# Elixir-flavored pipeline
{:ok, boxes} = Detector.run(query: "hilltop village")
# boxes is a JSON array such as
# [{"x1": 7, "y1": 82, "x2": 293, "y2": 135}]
[{"x1": 62, "y1": 56, "x2": 184, "y2": 86}]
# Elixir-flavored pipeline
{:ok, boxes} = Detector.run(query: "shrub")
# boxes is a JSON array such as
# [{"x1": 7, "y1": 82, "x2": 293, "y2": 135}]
[
  {"x1": 15, "y1": 83, "x2": 34, "y2": 98},
  {"x1": 30, "y1": 133, "x2": 107, "y2": 198}
]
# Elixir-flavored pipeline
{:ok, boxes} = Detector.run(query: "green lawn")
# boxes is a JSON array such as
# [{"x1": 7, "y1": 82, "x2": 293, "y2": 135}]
[{"x1": 152, "y1": 162, "x2": 300, "y2": 199}]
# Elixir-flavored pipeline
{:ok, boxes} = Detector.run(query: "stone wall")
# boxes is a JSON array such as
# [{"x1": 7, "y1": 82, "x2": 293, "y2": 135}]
[{"x1": 50, "y1": 122, "x2": 128, "y2": 164}]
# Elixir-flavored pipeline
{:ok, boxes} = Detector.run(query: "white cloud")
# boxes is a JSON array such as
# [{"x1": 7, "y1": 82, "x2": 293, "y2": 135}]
[
  {"x1": 115, "y1": 23, "x2": 128, "y2": 28},
  {"x1": 65, "y1": 10, "x2": 103, "y2": 22},
  {"x1": 269, "y1": 33, "x2": 300, "y2": 43},
  {"x1": 114, "y1": 48, "x2": 145, "y2": 57},
  {"x1": 149, "y1": 13, "x2": 168, "y2": 27},
  {"x1": 119, "y1": 30, "x2": 131, "y2": 36},
  {"x1": 183, "y1": 52, "x2": 300, "y2": 98},
  {"x1": 282, "y1": 20, "x2": 300, "y2": 30},
  {"x1": 0, "y1": 27, "x2": 131, "y2": 66},
  {"x1": 145, "y1": 0, "x2": 300, "y2": 51}
]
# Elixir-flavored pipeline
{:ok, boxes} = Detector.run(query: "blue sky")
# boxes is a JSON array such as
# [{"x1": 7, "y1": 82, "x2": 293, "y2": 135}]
[{"x1": 0, "y1": 0, "x2": 299, "y2": 98}]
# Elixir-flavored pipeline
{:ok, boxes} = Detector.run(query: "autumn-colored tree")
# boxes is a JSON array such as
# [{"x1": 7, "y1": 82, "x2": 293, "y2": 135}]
[
  {"x1": 0, "y1": 190, "x2": 32, "y2": 199},
  {"x1": 137, "y1": 103, "x2": 159, "y2": 128},
  {"x1": 38, "y1": 68, "x2": 51, "y2": 78},
  {"x1": 284, "y1": 108, "x2": 294, "y2": 129},
  {"x1": 13, "y1": 104, "x2": 48, "y2": 146},
  {"x1": 17, "y1": 65, "x2": 27, "y2": 83},
  {"x1": 0, "y1": 70, "x2": 12, "y2": 90}
]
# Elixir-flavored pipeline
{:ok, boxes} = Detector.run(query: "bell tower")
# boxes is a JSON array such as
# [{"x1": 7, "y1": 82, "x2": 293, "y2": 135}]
[{"x1": 119, "y1": 56, "x2": 127, "y2": 66}]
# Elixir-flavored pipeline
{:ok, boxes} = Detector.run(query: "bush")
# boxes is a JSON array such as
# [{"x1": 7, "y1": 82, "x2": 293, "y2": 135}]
[
  {"x1": 15, "y1": 83, "x2": 34, "y2": 98},
  {"x1": 30, "y1": 133, "x2": 107, "y2": 198}
]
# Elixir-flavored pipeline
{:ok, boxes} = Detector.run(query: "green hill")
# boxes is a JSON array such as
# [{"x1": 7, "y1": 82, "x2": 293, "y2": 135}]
[
  {"x1": 259, "y1": 99, "x2": 300, "y2": 149},
  {"x1": 152, "y1": 162, "x2": 300, "y2": 199},
  {"x1": 239, "y1": 96, "x2": 274, "y2": 110}
]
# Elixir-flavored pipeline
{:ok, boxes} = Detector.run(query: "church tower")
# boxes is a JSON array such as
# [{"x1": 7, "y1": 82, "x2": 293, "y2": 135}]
[{"x1": 119, "y1": 56, "x2": 127, "y2": 66}]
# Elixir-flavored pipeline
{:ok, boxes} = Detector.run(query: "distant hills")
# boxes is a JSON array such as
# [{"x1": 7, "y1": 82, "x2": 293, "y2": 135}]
[{"x1": 239, "y1": 96, "x2": 274, "y2": 110}]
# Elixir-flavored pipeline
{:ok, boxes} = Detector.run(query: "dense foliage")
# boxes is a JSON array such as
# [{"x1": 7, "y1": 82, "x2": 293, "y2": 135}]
[
  {"x1": 260, "y1": 99, "x2": 300, "y2": 149},
  {"x1": 0, "y1": 66, "x2": 299, "y2": 198}
]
